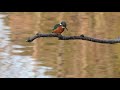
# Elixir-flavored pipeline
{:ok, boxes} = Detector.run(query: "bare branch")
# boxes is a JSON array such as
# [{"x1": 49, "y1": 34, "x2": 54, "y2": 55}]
[{"x1": 26, "y1": 33, "x2": 120, "y2": 44}]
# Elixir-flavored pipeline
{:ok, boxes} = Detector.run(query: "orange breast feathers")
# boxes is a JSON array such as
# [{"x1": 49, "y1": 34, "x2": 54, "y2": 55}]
[{"x1": 52, "y1": 26, "x2": 64, "y2": 34}]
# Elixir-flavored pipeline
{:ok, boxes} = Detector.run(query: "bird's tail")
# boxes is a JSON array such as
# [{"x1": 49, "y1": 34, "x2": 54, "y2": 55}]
[{"x1": 52, "y1": 31, "x2": 55, "y2": 33}]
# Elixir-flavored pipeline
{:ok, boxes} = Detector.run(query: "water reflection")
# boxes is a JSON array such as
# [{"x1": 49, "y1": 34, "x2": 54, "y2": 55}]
[
  {"x1": 0, "y1": 13, "x2": 53, "y2": 78},
  {"x1": 1, "y1": 12, "x2": 120, "y2": 78}
]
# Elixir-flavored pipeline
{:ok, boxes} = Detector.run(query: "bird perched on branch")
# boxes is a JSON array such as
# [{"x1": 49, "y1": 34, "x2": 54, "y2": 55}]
[{"x1": 52, "y1": 21, "x2": 68, "y2": 34}]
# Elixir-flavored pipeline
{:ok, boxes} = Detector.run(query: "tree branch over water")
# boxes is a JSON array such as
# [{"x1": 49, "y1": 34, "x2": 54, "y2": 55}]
[{"x1": 26, "y1": 33, "x2": 120, "y2": 44}]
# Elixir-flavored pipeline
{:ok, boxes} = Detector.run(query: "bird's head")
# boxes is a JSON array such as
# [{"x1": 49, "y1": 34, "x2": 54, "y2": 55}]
[{"x1": 60, "y1": 21, "x2": 68, "y2": 30}]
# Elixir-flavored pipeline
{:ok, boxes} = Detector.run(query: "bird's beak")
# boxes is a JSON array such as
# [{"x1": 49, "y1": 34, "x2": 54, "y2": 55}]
[{"x1": 65, "y1": 27, "x2": 68, "y2": 31}]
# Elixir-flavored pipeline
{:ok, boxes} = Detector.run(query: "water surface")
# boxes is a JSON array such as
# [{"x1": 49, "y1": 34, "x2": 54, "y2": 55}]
[{"x1": 0, "y1": 12, "x2": 120, "y2": 78}]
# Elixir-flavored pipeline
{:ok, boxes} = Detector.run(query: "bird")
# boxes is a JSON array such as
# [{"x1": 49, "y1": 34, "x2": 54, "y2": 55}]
[{"x1": 52, "y1": 21, "x2": 68, "y2": 34}]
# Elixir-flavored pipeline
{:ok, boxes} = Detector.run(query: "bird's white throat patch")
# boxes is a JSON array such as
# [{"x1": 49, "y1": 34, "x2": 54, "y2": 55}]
[{"x1": 62, "y1": 26, "x2": 65, "y2": 28}]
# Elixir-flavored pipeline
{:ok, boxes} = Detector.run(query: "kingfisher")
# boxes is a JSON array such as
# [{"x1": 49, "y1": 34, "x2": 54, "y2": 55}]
[{"x1": 52, "y1": 21, "x2": 68, "y2": 34}]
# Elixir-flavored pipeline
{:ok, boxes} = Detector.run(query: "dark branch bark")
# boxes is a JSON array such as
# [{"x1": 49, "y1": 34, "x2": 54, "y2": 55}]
[{"x1": 26, "y1": 33, "x2": 120, "y2": 44}]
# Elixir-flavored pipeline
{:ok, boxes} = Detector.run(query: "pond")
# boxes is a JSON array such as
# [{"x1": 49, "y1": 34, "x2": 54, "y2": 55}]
[{"x1": 0, "y1": 12, "x2": 120, "y2": 78}]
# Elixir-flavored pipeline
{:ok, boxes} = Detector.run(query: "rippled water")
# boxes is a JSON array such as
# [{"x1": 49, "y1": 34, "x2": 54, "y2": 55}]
[
  {"x1": 0, "y1": 13, "x2": 54, "y2": 78},
  {"x1": 0, "y1": 12, "x2": 120, "y2": 78}
]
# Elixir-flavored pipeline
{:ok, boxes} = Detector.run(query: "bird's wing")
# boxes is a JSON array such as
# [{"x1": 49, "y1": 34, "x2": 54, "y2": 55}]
[{"x1": 52, "y1": 24, "x2": 60, "y2": 30}]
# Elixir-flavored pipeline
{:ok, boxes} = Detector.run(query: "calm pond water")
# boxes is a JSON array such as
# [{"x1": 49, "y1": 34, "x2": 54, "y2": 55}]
[{"x1": 0, "y1": 12, "x2": 120, "y2": 78}]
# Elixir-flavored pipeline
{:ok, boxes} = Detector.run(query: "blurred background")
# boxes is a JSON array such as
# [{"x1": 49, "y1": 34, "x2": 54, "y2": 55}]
[{"x1": 0, "y1": 12, "x2": 120, "y2": 78}]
